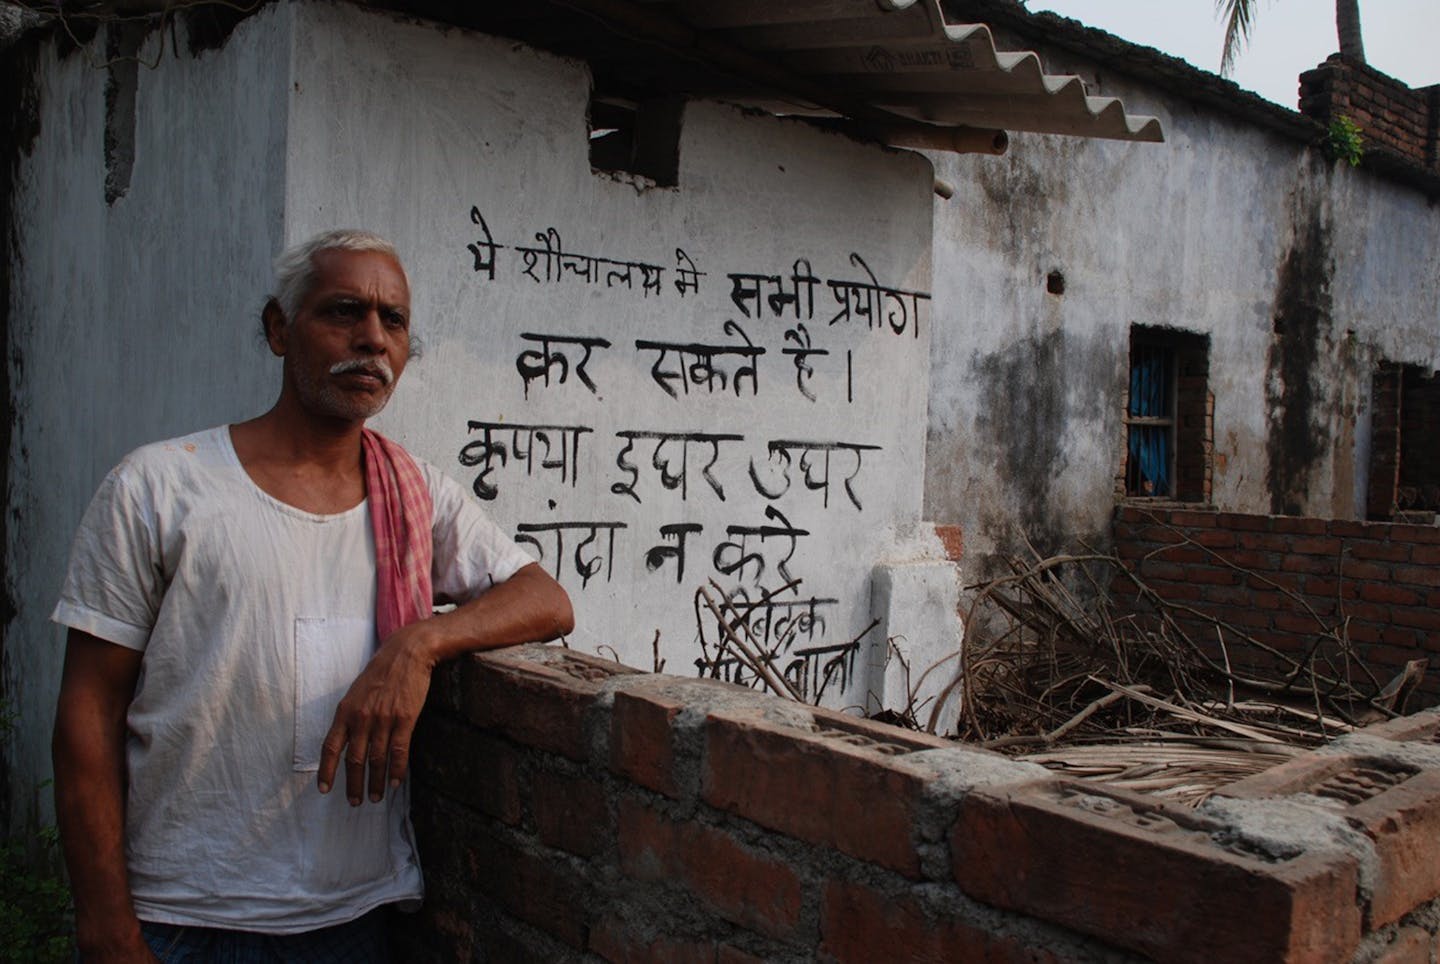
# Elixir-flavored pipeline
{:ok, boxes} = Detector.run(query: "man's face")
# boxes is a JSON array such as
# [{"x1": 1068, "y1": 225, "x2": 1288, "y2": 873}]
[{"x1": 272, "y1": 248, "x2": 412, "y2": 423}]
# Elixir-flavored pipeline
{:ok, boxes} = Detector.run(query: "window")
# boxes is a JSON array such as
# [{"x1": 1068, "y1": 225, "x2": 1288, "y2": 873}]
[
  {"x1": 1123, "y1": 326, "x2": 1211, "y2": 502},
  {"x1": 588, "y1": 93, "x2": 683, "y2": 186},
  {"x1": 1367, "y1": 362, "x2": 1440, "y2": 521}
]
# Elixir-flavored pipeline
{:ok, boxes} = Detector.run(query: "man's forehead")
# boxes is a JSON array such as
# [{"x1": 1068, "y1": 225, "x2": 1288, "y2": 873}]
[{"x1": 309, "y1": 248, "x2": 410, "y2": 299}]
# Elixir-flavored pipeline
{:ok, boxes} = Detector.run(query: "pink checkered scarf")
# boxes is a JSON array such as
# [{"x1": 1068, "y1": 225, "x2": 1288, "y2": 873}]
[{"x1": 362, "y1": 429, "x2": 434, "y2": 641}]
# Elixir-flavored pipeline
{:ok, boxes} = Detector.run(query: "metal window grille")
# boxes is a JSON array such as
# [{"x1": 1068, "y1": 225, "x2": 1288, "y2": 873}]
[{"x1": 1125, "y1": 340, "x2": 1176, "y2": 497}]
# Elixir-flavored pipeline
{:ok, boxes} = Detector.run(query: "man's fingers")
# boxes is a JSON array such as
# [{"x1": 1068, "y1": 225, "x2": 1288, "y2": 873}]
[
  {"x1": 387, "y1": 720, "x2": 416, "y2": 789},
  {"x1": 317, "y1": 721, "x2": 348, "y2": 794},
  {"x1": 366, "y1": 724, "x2": 390, "y2": 803},
  {"x1": 343, "y1": 728, "x2": 370, "y2": 806}
]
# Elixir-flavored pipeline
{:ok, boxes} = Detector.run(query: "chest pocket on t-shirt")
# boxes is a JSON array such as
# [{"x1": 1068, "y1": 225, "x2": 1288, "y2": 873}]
[{"x1": 293, "y1": 616, "x2": 375, "y2": 771}]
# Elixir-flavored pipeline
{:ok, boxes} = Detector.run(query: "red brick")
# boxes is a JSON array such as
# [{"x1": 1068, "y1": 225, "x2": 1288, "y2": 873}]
[
  {"x1": 1151, "y1": 582, "x2": 1204, "y2": 602},
  {"x1": 1303, "y1": 577, "x2": 1360, "y2": 600},
  {"x1": 412, "y1": 713, "x2": 523, "y2": 824},
  {"x1": 610, "y1": 686, "x2": 684, "y2": 799},
  {"x1": 1131, "y1": 525, "x2": 1185, "y2": 544},
  {"x1": 1393, "y1": 566, "x2": 1440, "y2": 589},
  {"x1": 1344, "y1": 601, "x2": 1395, "y2": 623},
  {"x1": 1228, "y1": 758, "x2": 1440, "y2": 929},
  {"x1": 1356, "y1": 712, "x2": 1440, "y2": 743},
  {"x1": 1330, "y1": 520, "x2": 1380, "y2": 538},
  {"x1": 1114, "y1": 539, "x2": 1147, "y2": 560},
  {"x1": 1411, "y1": 545, "x2": 1440, "y2": 566},
  {"x1": 588, "y1": 921, "x2": 719, "y2": 964},
  {"x1": 1190, "y1": 528, "x2": 1237, "y2": 548},
  {"x1": 1370, "y1": 926, "x2": 1431, "y2": 964},
  {"x1": 1274, "y1": 613, "x2": 1330, "y2": 634},
  {"x1": 1136, "y1": 560, "x2": 1187, "y2": 582},
  {"x1": 1342, "y1": 560, "x2": 1393, "y2": 581},
  {"x1": 1145, "y1": 546, "x2": 1210, "y2": 565},
  {"x1": 416, "y1": 798, "x2": 592, "y2": 949},
  {"x1": 1390, "y1": 608, "x2": 1440, "y2": 632},
  {"x1": 1114, "y1": 505, "x2": 1150, "y2": 525},
  {"x1": 1249, "y1": 590, "x2": 1291, "y2": 610},
  {"x1": 951, "y1": 782, "x2": 1361, "y2": 963},
  {"x1": 531, "y1": 770, "x2": 611, "y2": 858},
  {"x1": 1217, "y1": 513, "x2": 1274, "y2": 532},
  {"x1": 1238, "y1": 532, "x2": 1294, "y2": 552},
  {"x1": 1215, "y1": 607, "x2": 1273, "y2": 630},
  {"x1": 1289, "y1": 536, "x2": 1343, "y2": 556},
  {"x1": 1349, "y1": 541, "x2": 1413, "y2": 563},
  {"x1": 1201, "y1": 585, "x2": 1254, "y2": 606},
  {"x1": 1273, "y1": 517, "x2": 1329, "y2": 535},
  {"x1": 456, "y1": 646, "x2": 635, "y2": 761},
  {"x1": 1281, "y1": 554, "x2": 1335, "y2": 575},
  {"x1": 1360, "y1": 583, "x2": 1422, "y2": 606},
  {"x1": 1390, "y1": 524, "x2": 1440, "y2": 544},
  {"x1": 701, "y1": 710, "x2": 951, "y2": 878},
  {"x1": 819, "y1": 879, "x2": 1062, "y2": 964},
  {"x1": 618, "y1": 797, "x2": 802, "y2": 939},
  {"x1": 934, "y1": 524, "x2": 964, "y2": 561},
  {"x1": 718, "y1": 948, "x2": 768, "y2": 964},
  {"x1": 1187, "y1": 567, "x2": 1240, "y2": 586},
  {"x1": 1218, "y1": 549, "x2": 1275, "y2": 570},
  {"x1": 1166, "y1": 510, "x2": 1217, "y2": 527}
]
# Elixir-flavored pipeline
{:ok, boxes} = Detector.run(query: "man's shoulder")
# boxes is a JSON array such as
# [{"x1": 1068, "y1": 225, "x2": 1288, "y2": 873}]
[{"x1": 110, "y1": 426, "x2": 234, "y2": 488}]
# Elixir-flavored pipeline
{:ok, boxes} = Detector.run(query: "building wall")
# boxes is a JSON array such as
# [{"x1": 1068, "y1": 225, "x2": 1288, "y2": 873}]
[
  {"x1": 4, "y1": 8, "x2": 289, "y2": 829},
  {"x1": 923, "y1": 55, "x2": 1440, "y2": 581},
  {"x1": 5, "y1": 2, "x2": 952, "y2": 827},
  {"x1": 1113, "y1": 505, "x2": 1440, "y2": 705}
]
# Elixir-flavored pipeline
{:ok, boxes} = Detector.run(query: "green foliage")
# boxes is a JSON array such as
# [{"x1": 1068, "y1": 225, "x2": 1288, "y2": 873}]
[
  {"x1": 0, "y1": 825, "x2": 74, "y2": 963},
  {"x1": 1327, "y1": 114, "x2": 1365, "y2": 167},
  {"x1": 0, "y1": 702, "x2": 75, "y2": 962}
]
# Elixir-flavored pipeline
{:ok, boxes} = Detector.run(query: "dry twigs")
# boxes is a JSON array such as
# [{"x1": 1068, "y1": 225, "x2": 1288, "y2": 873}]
[{"x1": 927, "y1": 540, "x2": 1421, "y2": 805}]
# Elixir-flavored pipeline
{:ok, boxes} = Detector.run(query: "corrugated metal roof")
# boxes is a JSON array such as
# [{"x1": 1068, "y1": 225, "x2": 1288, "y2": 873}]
[{"x1": 547, "y1": 0, "x2": 1164, "y2": 145}]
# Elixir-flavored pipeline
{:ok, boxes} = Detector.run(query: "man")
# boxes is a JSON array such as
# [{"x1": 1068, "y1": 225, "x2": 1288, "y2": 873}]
[{"x1": 50, "y1": 230, "x2": 573, "y2": 962}]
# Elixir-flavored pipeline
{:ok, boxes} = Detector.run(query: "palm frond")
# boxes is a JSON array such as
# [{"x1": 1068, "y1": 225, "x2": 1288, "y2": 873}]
[{"x1": 1216, "y1": 0, "x2": 1257, "y2": 77}]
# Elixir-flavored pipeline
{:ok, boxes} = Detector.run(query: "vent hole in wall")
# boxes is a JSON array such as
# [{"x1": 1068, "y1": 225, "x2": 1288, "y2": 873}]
[{"x1": 589, "y1": 94, "x2": 683, "y2": 187}]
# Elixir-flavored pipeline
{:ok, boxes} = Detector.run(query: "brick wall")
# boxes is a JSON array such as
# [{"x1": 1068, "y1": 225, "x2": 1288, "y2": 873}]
[
  {"x1": 1299, "y1": 55, "x2": 1438, "y2": 172},
  {"x1": 398, "y1": 643, "x2": 1440, "y2": 962},
  {"x1": 1112, "y1": 506, "x2": 1440, "y2": 702}
]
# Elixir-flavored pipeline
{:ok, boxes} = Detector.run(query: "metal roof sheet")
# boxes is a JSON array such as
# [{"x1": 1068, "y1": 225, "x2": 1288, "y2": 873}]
[{"x1": 555, "y1": 0, "x2": 1164, "y2": 145}]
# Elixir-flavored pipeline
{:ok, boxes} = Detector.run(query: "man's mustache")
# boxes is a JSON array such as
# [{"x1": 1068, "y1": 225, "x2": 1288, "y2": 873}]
[{"x1": 329, "y1": 358, "x2": 394, "y2": 385}]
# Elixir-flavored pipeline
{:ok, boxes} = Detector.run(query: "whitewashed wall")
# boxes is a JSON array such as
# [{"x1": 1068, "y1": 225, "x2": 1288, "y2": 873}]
[
  {"x1": 7, "y1": 2, "x2": 951, "y2": 827},
  {"x1": 924, "y1": 57, "x2": 1440, "y2": 579},
  {"x1": 6, "y1": 10, "x2": 287, "y2": 830},
  {"x1": 282, "y1": 2, "x2": 944, "y2": 706}
]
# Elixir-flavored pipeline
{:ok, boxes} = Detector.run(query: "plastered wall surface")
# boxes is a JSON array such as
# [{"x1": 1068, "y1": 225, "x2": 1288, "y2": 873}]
[
  {"x1": 5, "y1": 9, "x2": 288, "y2": 829},
  {"x1": 281, "y1": 5, "x2": 943, "y2": 701},
  {"x1": 924, "y1": 61, "x2": 1440, "y2": 579},
  {"x1": 6, "y1": 2, "x2": 951, "y2": 826}
]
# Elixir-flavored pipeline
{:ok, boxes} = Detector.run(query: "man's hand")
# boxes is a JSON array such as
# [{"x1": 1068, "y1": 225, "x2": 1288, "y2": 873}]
[
  {"x1": 316, "y1": 562, "x2": 573, "y2": 804},
  {"x1": 317, "y1": 623, "x2": 435, "y2": 805}
]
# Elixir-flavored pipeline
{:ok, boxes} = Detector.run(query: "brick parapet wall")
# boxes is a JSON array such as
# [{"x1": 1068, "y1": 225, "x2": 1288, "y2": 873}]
[
  {"x1": 1299, "y1": 55, "x2": 1438, "y2": 172},
  {"x1": 399, "y1": 643, "x2": 1440, "y2": 962},
  {"x1": 1112, "y1": 506, "x2": 1440, "y2": 702}
]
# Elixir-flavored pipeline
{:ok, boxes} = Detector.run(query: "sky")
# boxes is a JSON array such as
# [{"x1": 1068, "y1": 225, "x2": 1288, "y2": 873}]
[{"x1": 1030, "y1": 1, "x2": 1438, "y2": 109}]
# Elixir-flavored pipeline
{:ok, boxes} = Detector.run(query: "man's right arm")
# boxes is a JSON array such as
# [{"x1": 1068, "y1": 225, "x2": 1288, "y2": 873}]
[{"x1": 52, "y1": 628, "x2": 157, "y2": 963}]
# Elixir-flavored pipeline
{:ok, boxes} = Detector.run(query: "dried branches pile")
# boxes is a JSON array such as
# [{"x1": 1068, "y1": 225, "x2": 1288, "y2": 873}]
[{"x1": 928, "y1": 539, "x2": 1424, "y2": 806}]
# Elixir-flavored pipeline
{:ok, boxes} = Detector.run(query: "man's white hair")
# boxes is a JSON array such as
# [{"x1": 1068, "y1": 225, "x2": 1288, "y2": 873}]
[{"x1": 271, "y1": 229, "x2": 401, "y2": 322}]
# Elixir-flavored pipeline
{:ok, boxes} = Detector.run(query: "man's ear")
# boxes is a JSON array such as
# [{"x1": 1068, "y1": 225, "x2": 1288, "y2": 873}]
[{"x1": 261, "y1": 299, "x2": 288, "y2": 356}]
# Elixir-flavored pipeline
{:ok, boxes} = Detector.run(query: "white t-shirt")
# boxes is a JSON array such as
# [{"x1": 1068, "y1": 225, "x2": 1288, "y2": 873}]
[{"x1": 51, "y1": 426, "x2": 533, "y2": 933}]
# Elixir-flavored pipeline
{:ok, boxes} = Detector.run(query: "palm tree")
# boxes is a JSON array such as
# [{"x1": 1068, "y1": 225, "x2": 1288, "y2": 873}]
[{"x1": 1217, "y1": 0, "x2": 1365, "y2": 76}]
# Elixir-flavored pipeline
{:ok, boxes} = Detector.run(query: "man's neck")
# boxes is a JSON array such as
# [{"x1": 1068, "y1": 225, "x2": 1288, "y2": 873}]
[{"x1": 229, "y1": 403, "x2": 370, "y2": 515}]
